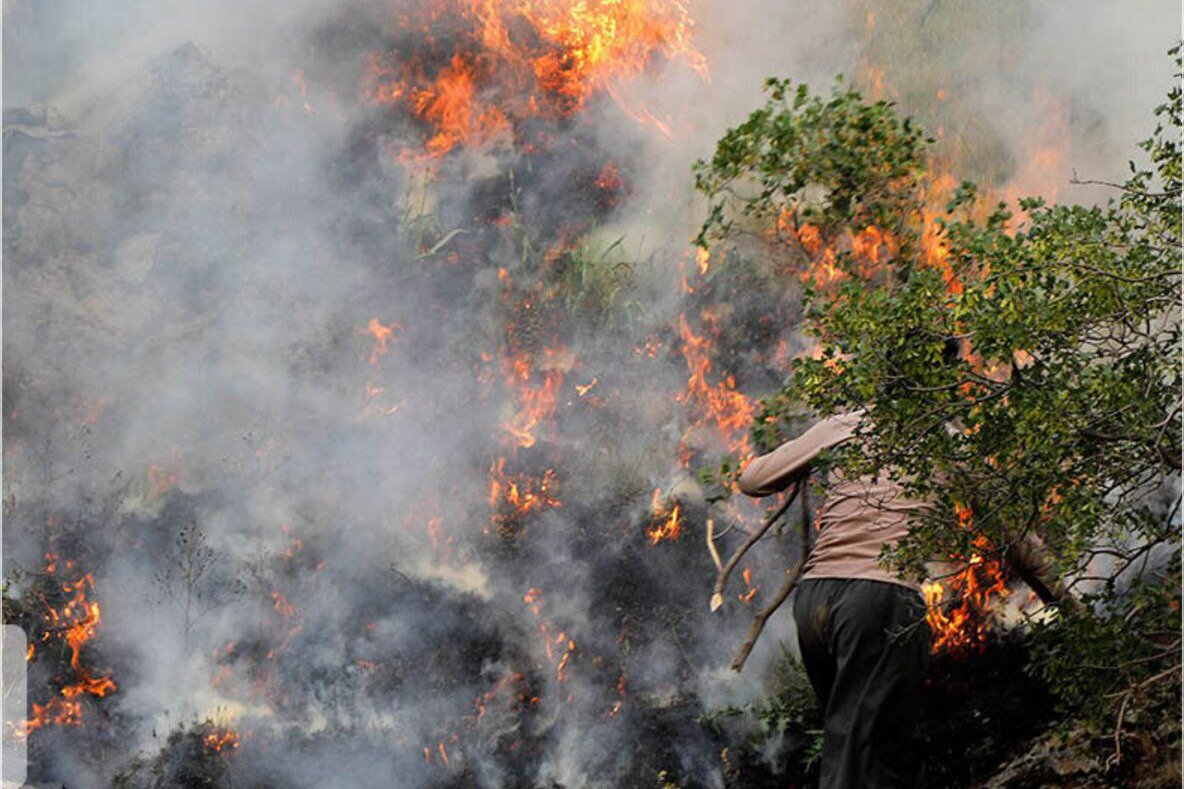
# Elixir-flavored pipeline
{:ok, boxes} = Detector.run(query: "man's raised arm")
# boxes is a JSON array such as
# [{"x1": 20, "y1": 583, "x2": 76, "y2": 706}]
[{"x1": 737, "y1": 412, "x2": 858, "y2": 497}]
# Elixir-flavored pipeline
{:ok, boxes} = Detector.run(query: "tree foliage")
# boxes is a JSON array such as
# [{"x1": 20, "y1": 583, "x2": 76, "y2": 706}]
[{"x1": 694, "y1": 52, "x2": 1181, "y2": 730}]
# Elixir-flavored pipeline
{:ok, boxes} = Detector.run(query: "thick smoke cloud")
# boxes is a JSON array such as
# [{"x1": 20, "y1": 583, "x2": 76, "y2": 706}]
[{"x1": 3, "y1": 1, "x2": 1179, "y2": 787}]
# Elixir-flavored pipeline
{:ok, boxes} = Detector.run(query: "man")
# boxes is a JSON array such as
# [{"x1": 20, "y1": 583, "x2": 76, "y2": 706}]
[{"x1": 738, "y1": 410, "x2": 930, "y2": 788}]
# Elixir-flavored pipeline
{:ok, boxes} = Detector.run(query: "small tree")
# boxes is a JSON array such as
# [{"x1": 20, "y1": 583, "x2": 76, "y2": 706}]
[
  {"x1": 694, "y1": 51, "x2": 1180, "y2": 737},
  {"x1": 154, "y1": 520, "x2": 231, "y2": 641}
]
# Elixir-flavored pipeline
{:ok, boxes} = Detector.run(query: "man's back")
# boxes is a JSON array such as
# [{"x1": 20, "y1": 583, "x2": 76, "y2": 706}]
[{"x1": 737, "y1": 411, "x2": 926, "y2": 589}]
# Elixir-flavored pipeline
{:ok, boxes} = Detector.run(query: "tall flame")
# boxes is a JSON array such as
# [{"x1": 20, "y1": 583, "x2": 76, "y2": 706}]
[
  {"x1": 647, "y1": 487, "x2": 683, "y2": 544},
  {"x1": 500, "y1": 347, "x2": 567, "y2": 449},
  {"x1": 921, "y1": 504, "x2": 1009, "y2": 656},
  {"x1": 361, "y1": 0, "x2": 707, "y2": 156},
  {"x1": 676, "y1": 312, "x2": 755, "y2": 465},
  {"x1": 22, "y1": 555, "x2": 117, "y2": 738}
]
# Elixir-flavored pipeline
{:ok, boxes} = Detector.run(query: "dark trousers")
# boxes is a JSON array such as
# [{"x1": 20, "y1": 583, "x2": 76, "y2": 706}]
[{"x1": 793, "y1": 578, "x2": 931, "y2": 789}]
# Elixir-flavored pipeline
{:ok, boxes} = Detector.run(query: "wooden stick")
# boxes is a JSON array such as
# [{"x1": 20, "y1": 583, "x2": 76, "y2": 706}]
[
  {"x1": 730, "y1": 479, "x2": 813, "y2": 673},
  {"x1": 709, "y1": 482, "x2": 800, "y2": 612},
  {"x1": 729, "y1": 560, "x2": 804, "y2": 671},
  {"x1": 705, "y1": 518, "x2": 723, "y2": 571}
]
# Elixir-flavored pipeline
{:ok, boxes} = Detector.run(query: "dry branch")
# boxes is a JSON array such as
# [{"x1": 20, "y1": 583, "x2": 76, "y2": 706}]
[
  {"x1": 730, "y1": 483, "x2": 812, "y2": 672},
  {"x1": 705, "y1": 518, "x2": 723, "y2": 571},
  {"x1": 710, "y1": 482, "x2": 800, "y2": 611}
]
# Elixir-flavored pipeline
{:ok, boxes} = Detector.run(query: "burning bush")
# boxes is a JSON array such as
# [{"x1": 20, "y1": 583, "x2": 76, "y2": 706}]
[
  {"x1": 695, "y1": 50, "x2": 1182, "y2": 781},
  {"x1": 112, "y1": 720, "x2": 237, "y2": 789}
]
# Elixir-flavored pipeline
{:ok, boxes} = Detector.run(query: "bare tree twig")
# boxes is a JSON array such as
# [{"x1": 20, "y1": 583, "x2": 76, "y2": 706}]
[
  {"x1": 1070, "y1": 171, "x2": 1182, "y2": 198},
  {"x1": 1113, "y1": 689, "x2": 1132, "y2": 768},
  {"x1": 1109, "y1": 662, "x2": 1182, "y2": 767}
]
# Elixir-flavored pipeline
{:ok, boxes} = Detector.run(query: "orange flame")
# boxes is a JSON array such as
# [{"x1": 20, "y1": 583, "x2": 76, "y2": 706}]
[
  {"x1": 77, "y1": 396, "x2": 107, "y2": 426},
  {"x1": 647, "y1": 487, "x2": 683, "y2": 544},
  {"x1": 522, "y1": 587, "x2": 578, "y2": 683},
  {"x1": 767, "y1": 70, "x2": 1066, "y2": 657},
  {"x1": 22, "y1": 558, "x2": 117, "y2": 738},
  {"x1": 501, "y1": 350, "x2": 566, "y2": 449},
  {"x1": 1003, "y1": 84, "x2": 1071, "y2": 206},
  {"x1": 918, "y1": 170, "x2": 962, "y2": 295},
  {"x1": 634, "y1": 334, "x2": 663, "y2": 358},
  {"x1": 360, "y1": 0, "x2": 708, "y2": 157},
  {"x1": 271, "y1": 591, "x2": 296, "y2": 619},
  {"x1": 203, "y1": 727, "x2": 241, "y2": 753},
  {"x1": 362, "y1": 318, "x2": 401, "y2": 366},
  {"x1": 148, "y1": 463, "x2": 180, "y2": 498},
  {"x1": 922, "y1": 503, "x2": 1010, "y2": 656},
  {"x1": 695, "y1": 246, "x2": 711, "y2": 276},
  {"x1": 488, "y1": 457, "x2": 561, "y2": 533},
  {"x1": 676, "y1": 312, "x2": 755, "y2": 464},
  {"x1": 737, "y1": 565, "x2": 758, "y2": 604}
]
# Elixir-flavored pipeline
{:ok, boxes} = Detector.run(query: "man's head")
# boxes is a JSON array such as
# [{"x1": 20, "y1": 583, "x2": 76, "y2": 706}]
[{"x1": 881, "y1": 329, "x2": 961, "y2": 398}]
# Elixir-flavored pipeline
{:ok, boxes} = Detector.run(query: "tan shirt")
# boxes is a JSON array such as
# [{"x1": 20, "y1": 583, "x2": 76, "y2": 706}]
[{"x1": 737, "y1": 412, "x2": 925, "y2": 591}]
